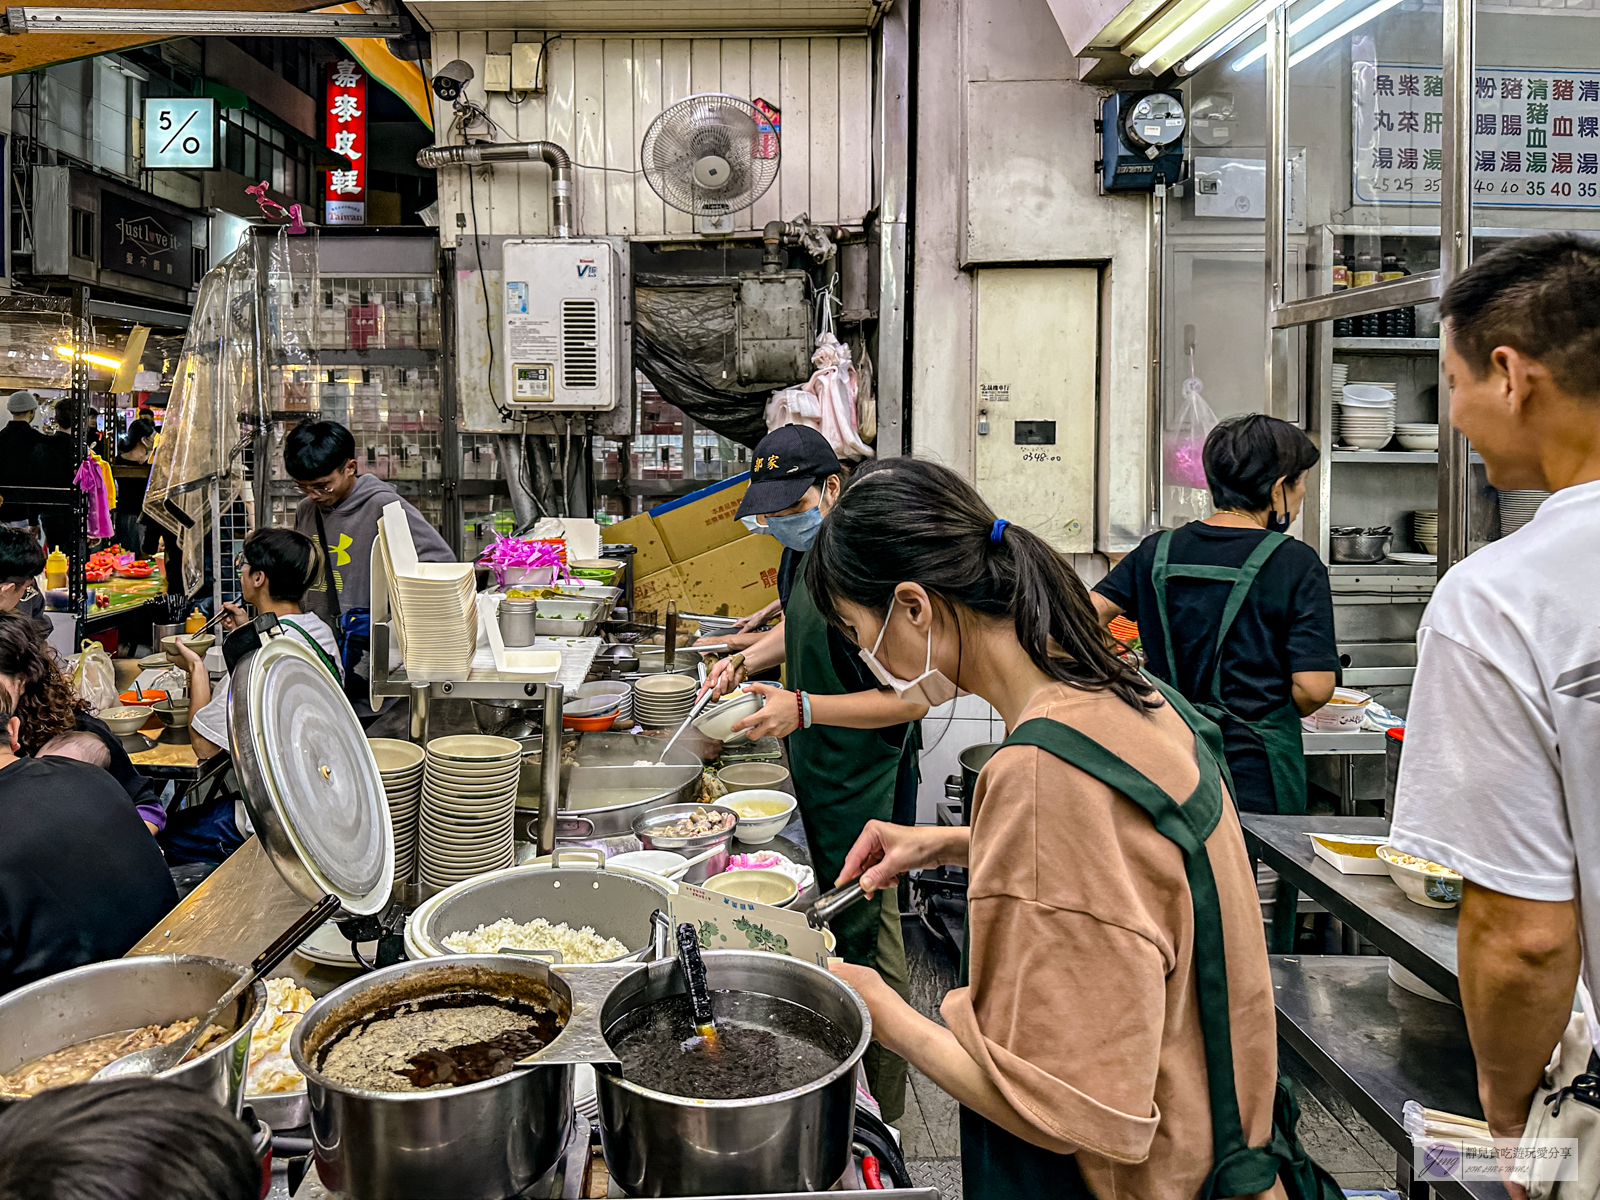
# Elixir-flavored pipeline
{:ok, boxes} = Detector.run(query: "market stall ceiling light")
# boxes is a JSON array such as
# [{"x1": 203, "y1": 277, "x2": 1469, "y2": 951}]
[
  {"x1": 1178, "y1": 0, "x2": 1280, "y2": 74},
  {"x1": 3, "y1": 6, "x2": 401, "y2": 34},
  {"x1": 1283, "y1": 0, "x2": 1406, "y2": 66},
  {"x1": 1229, "y1": 0, "x2": 1369, "y2": 69},
  {"x1": 1123, "y1": 0, "x2": 1215, "y2": 59},
  {"x1": 55, "y1": 345, "x2": 121, "y2": 370}
]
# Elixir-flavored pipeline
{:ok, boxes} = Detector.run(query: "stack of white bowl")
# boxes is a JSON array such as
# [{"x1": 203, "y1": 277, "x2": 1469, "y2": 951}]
[
  {"x1": 369, "y1": 738, "x2": 425, "y2": 881},
  {"x1": 379, "y1": 507, "x2": 477, "y2": 681},
  {"x1": 1331, "y1": 363, "x2": 1350, "y2": 404},
  {"x1": 1395, "y1": 422, "x2": 1439, "y2": 452},
  {"x1": 632, "y1": 673, "x2": 699, "y2": 728},
  {"x1": 419, "y1": 734, "x2": 521, "y2": 889},
  {"x1": 1412, "y1": 510, "x2": 1439, "y2": 554},
  {"x1": 1498, "y1": 489, "x2": 1550, "y2": 536},
  {"x1": 1335, "y1": 383, "x2": 1397, "y2": 449}
]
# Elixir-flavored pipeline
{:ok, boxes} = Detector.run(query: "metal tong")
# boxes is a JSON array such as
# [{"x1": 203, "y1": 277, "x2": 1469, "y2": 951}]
[{"x1": 806, "y1": 879, "x2": 870, "y2": 931}]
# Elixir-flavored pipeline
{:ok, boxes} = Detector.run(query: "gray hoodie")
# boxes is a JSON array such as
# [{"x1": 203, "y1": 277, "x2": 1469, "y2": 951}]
[{"x1": 294, "y1": 473, "x2": 453, "y2": 622}]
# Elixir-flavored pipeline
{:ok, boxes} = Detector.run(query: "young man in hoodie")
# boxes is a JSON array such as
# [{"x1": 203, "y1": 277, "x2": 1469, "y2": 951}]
[{"x1": 287, "y1": 420, "x2": 453, "y2": 715}]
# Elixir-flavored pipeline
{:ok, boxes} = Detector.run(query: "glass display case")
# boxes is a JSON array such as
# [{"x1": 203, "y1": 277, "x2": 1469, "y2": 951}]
[{"x1": 252, "y1": 227, "x2": 459, "y2": 553}]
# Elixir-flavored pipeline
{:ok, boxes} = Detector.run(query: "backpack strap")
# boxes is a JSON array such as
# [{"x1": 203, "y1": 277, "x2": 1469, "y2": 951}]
[
  {"x1": 1001, "y1": 714, "x2": 1280, "y2": 1198},
  {"x1": 280, "y1": 618, "x2": 342, "y2": 683}
]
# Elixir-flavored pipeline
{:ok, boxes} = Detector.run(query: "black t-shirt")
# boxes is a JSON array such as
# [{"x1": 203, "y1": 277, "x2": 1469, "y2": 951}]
[
  {"x1": 112, "y1": 454, "x2": 150, "y2": 516},
  {"x1": 1094, "y1": 524, "x2": 1339, "y2": 813},
  {"x1": 77, "y1": 711, "x2": 161, "y2": 812},
  {"x1": 0, "y1": 757, "x2": 177, "y2": 994}
]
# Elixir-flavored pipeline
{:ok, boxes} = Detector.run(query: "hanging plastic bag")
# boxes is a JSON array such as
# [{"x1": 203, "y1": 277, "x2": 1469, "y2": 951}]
[
  {"x1": 70, "y1": 639, "x2": 118, "y2": 714},
  {"x1": 802, "y1": 333, "x2": 874, "y2": 461},
  {"x1": 1163, "y1": 354, "x2": 1219, "y2": 522},
  {"x1": 766, "y1": 385, "x2": 822, "y2": 433}
]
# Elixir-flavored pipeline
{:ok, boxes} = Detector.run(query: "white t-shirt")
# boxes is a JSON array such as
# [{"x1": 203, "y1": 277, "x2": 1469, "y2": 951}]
[
  {"x1": 1389, "y1": 479, "x2": 1600, "y2": 1007},
  {"x1": 190, "y1": 612, "x2": 343, "y2": 750}
]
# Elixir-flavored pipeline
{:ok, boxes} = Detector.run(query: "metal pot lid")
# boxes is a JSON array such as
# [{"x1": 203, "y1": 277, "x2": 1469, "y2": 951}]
[{"x1": 231, "y1": 632, "x2": 393, "y2": 915}]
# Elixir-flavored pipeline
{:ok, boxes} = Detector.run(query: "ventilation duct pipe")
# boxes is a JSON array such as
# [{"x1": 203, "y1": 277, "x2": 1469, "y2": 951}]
[{"x1": 415, "y1": 141, "x2": 574, "y2": 237}]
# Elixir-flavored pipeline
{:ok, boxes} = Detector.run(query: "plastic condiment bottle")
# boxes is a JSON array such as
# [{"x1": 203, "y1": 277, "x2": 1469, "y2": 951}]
[
  {"x1": 44, "y1": 549, "x2": 67, "y2": 590},
  {"x1": 185, "y1": 608, "x2": 206, "y2": 635}
]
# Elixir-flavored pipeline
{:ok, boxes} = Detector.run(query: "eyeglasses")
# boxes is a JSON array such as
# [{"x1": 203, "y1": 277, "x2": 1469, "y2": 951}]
[{"x1": 294, "y1": 477, "x2": 343, "y2": 498}]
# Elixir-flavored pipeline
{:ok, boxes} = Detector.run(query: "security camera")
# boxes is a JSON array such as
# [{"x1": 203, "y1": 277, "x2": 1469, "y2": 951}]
[{"x1": 431, "y1": 59, "x2": 474, "y2": 103}]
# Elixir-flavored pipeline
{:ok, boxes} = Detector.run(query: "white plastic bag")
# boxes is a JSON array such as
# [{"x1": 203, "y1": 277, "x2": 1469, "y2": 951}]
[
  {"x1": 70, "y1": 639, "x2": 118, "y2": 715},
  {"x1": 1164, "y1": 355, "x2": 1219, "y2": 522},
  {"x1": 765, "y1": 385, "x2": 822, "y2": 433}
]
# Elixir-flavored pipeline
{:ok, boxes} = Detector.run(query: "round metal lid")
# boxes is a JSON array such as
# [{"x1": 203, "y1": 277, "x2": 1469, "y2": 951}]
[{"x1": 233, "y1": 632, "x2": 393, "y2": 915}]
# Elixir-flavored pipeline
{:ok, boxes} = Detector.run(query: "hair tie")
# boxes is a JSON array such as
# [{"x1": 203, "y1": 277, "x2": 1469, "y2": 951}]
[{"x1": 990, "y1": 519, "x2": 1009, "y2": 544}]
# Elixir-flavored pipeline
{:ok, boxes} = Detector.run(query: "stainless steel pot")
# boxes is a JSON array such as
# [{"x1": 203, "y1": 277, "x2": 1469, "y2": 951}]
[
  {"x1": 518, "y1": 732, "x2": 703, "y2": 838},
  {"x1": 635, "y1": 647, "x2": 702, "y2": 674},
  {"x1": 0, "y1": 955, "x2": 266, "y2": 1113},
  {"x1": 632, "y1": 803, "x2": 738, "y2": 884},
  {"x1": 595, "y1": 952, "x2": 871, "y2": 1197},
  {"x1": 959, "y1": 743, "x2": 1000, "y2": 807},
  {"x1": 291, "y1": 956, "x2": 605, "y2": 1200},
  {"x1": 406, "y1": 860, "x2": 672, "y2": 962},
  {"x1": 1329, "y1": 531, "x2": 1392, "y2": 563},
  {"x1": 473, "y1": 698, "x2": 547, "y2": 739}
]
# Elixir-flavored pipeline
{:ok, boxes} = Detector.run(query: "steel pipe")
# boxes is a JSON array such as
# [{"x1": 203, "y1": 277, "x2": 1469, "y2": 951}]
[{"x1": 416, "y1": 141, "x2": 574, "y2": 238}]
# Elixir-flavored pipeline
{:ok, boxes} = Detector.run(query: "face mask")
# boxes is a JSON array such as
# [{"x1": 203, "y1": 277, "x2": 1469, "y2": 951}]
[
  {"x1": 764, "y1": 505, "x2": 823, "y2": 551},
  {"x1": 1267, "y1": 509, "x2": 1292, "y2": 533},
  {"x1": 858, "y1": 598, "x2": 960, "y2": 708},
  {"x1": 741, "y1": 515, "x2": 766, "y2": 534}
]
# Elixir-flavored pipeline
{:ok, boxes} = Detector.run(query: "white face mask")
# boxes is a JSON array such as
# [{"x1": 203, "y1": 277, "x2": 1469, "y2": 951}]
[{"x1": 858, "y1": 597, "x2": 960, "y2": 708}]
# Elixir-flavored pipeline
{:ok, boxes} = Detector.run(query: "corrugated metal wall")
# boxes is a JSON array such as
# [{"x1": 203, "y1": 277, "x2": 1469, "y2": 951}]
[{"x1": 429, "y1": 33, "x2": 874, "y2": 239}]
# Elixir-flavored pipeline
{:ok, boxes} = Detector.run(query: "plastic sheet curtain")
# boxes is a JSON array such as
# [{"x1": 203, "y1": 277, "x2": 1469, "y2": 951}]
[{"x1": 142, "y1": 240, "x2": 270, "y2": 596}]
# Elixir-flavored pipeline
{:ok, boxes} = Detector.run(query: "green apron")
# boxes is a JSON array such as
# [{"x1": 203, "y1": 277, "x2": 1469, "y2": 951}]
[
  {"x1": 782, "y1": 564, "x2": 907, "y2": 967},
  {"x1": 1151, "y1": 529, "x2": 1307, "y2": 952},
  {"x1": 958, "y1": 676, "x2": 1341, "y2": 1200}
]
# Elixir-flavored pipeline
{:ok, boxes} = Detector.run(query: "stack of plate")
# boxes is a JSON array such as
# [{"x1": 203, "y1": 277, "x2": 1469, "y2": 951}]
[
  {"x1": 1395, "y1": 422, "x2": 1439, "y2": 452},
  {"x1": 1330, "y1": 363, "x2": 1350, "y2": 404},
  {"x1": 1335, "y1": 383, "x2": 1396, "y2": 450},
  {"x1": 419, "y1": 734, "x2": 521, "y2": 889},
  {"x1": 574, "y1": 679, "x2": 633, "y2": 723},
  {"x1": 370, "y1": 738, "x2": 425, "y2": 882},
  {"x1": 1412, "y1": 509, "x2": 1439, "y2": 554},
  {"x1": 632, "y1": 674, "x2": 699, "y2": 728},
  {"x1": 1498, "y1": 489, "x2": 1550, "y2": 536}
]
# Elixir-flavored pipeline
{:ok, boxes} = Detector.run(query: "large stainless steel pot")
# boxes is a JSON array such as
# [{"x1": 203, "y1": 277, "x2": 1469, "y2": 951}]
[
  {"x1": 595, "y1": 951, "x2": 871, "y2": 1197},
  {"x1": 0, "y1": 955, "x2": 266, "y2": 1113},
  {"x1": 291, "y1": 956, "x2": 610, "y2": 1200},
  {"x1": 405, "y1": 859, "x2": 672, "y2": 962},
  {"x1": 517, "y1": 731, "x2": 703, "y2": 838}
]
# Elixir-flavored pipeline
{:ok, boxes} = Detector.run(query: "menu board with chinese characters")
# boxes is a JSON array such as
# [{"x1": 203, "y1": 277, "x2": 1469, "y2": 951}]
[{"x1": 1354, "y1": 64, "x2": 1600, "y2": 210}]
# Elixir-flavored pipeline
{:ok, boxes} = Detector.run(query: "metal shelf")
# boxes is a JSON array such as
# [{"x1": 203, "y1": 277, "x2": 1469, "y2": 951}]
[
  {"x1": 1332, "y1": 338, "x2": 1440, "y2": 354},
  {"x1": 268, "y1": 348, "x2": 439, "y2": 367},
  {"x1": 1332, "y1": 450, "x2": 1437, "y2": 463}
]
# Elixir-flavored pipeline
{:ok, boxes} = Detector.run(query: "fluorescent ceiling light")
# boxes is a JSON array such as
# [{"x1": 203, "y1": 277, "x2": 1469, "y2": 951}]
[
  {"x1": 1230, "y1": 0, "x2": 1350, "y2": 70},
  {"x1": 1180, "y1": 0, "x2": 1279, "y2": 74},
  {"x1": 55, "y1": 345, "x2": 121, "y2": 370},
  {"x1": 1286, "y1": 0, "x2": 1405, "y2": 64},
  {"x1": 1132, "y1": 0, "x2": 1238, "y2": 72},
  {"x1": 5, "y1": 6, "x2": 401, "y2": 34}
]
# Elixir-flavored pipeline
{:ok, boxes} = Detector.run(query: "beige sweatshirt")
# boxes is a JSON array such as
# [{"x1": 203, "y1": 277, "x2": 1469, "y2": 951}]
[{"x1": 942, "y1": 682, "x2": 1284, "y2": 1200}]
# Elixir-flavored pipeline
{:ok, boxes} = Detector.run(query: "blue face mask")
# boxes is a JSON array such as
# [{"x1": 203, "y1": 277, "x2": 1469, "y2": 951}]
[{"x1": 764, "y1": 505, "x2": 824, "y2": 551}]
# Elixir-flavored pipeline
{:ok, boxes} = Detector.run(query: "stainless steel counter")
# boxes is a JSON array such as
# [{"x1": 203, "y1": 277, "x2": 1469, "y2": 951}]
[{"x1": 1240, "y1": 814, "x2": 1459, "y2": 1002}]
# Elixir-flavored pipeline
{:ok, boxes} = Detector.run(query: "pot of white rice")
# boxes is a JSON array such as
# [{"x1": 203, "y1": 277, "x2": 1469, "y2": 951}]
[{"x1": 405, "y1": 860, "x2": 672, "y2": 965}]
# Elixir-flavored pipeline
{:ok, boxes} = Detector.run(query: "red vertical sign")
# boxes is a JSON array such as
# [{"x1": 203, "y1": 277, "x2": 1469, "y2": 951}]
[{"x1": 325, "y1": 58, "x2": 366, "y2": 224}]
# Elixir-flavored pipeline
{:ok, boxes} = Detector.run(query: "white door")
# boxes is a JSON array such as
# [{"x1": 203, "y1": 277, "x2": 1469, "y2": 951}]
[{"x1": 974, "y1": 267, "x2": 1098, "y2": 554}]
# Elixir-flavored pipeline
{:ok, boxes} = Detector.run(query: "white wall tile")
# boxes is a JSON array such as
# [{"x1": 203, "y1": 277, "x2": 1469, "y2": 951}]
[{"x1": 914, "y1": 718, "x2": 997, "y2": 825}]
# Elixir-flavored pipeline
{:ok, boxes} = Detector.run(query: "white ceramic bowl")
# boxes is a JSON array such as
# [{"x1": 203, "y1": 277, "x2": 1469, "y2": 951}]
[
  {"x1": 702, "y1": 868, "x2": 800, "y2": 908},
  {"x1": 722, "y1": 789, "x2": 798, "y2": 844},
  {"x1": 694, "y1": 691, "x2": 764, "y2": 742},
  {"x1": 1395, "y1": 434, "x2": 1438, "y2": 451},
  {"x1": 1339, "y1": 384, "x2": 1396, "y2": 404},
  {"x1": 1340, "y1": 434, "x2": 1393, "y2": 450},
  {"x1": 716, "y1": 762, "x2": 792, "y2": 792},
  {"x1": 1377, "y1": 845, "x2": 1463, "y2": 908}
]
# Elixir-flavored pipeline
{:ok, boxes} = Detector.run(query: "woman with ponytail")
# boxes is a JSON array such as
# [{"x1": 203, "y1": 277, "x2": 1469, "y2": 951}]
[{"x1": 809, "y1": 459, "x2": 1325, "y2": 1200}]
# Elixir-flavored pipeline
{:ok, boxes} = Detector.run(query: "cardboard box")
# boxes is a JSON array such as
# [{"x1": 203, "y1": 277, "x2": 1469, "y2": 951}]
[
  {"x1": 601, "y1": 512, "x2": 671, "y2": 577},
  {"x1": 649, "y1": 473, "x2": 751, "y2": 564},
  {"x1": 632, "y1": 565, "x2": 690, "y2": 612},
  {"x1": 675, "y1": 533, "x2": 783, "y2": 617}
]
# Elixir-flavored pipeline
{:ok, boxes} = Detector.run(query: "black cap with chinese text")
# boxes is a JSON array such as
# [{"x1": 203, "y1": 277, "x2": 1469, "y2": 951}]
[{"x1": 736, "y1": 425, "x2": 843, "y2": 518}]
